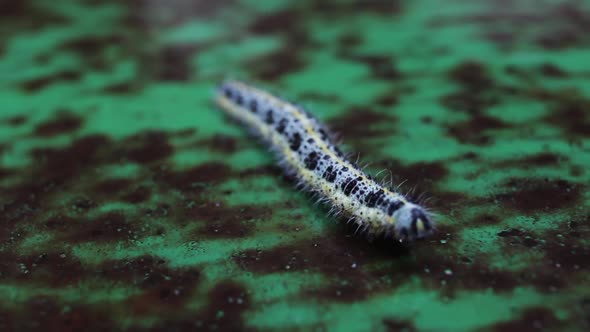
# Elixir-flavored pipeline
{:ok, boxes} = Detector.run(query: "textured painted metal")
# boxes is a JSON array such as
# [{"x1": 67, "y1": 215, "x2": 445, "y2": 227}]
[{"x1": 0, "y1": 1, "x2": 589, "y2": 331}]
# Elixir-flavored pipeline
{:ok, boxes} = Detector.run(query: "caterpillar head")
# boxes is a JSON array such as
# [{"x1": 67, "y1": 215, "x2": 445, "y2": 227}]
[{"x1": 393, "y1": 203, "x2": 434, "y2": 242}]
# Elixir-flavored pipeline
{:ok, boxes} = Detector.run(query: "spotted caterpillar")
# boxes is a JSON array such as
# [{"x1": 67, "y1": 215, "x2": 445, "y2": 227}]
[{"x1": 215, "y1": 80, "x2": 434, "y2": 242}]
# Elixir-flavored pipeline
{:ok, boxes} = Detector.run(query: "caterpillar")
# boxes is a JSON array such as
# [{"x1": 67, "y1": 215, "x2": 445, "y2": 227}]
[{"x1": 214, "y1": 80, "x2": 434, "y2": 242}]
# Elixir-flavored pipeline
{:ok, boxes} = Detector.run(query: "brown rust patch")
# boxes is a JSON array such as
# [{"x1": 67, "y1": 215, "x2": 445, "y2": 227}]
[
  {"x1": 403, "y1": 252, "x2": 520, "y2": 298},
  {"x1": 383, "y1": 318, "x2": 417, "y2": 332},
  {"x1": 125, "y1": 0, "x2": 235, "y2": 28},
  {"x1": 232, "y1": 237, "x2": 401, "y2": 303},
  {"x1": 122, "y1": 185, "x2": 151, "y2": 203},
  {"x1": 0, "y1": 250, "x2": 83, "y2": 287},
  {"x1": 0, "y1": 130, "x2": 238, "y2": 272},
  {"x1": 185, "y1": 203, "x2": 270, "y2": 239},
  {"x1": 90, "y1": 178, "x2": 151, "y2": 204},
  {"x1": 155, "y1": 44, "x2": 198, "y2": 81},
  {"x1": 232, "y1": 234, "x2": 407, "y2": 275},
  {"x1": 43, "y1": 214, "x2": 77, "y2": 231},
  {"x1": 541, "y1": 217, "x2": 590, "y2": 274},
  {"x1": 0, "y1": 296, "x2": 114, "y2": 332},
  {"x1": 0, "y1": 1, "x2": 69, "y2": 34},
  {"x1": 308, "y1": 280, "x2": 375, "y2": 303},
  {"x1": 473, "y1": 214, "x2": 502, "y2": 226},
  {"x1": 20, "y1": 70, "x2": 82, "y2": 93},
  {"x1": 448, "y1": 61, "x2": 494, "y2": 91},
  {"x1": 33, "y1": 110, "x2": 83, "y2": 137},
  {"x1": 536, "y1": 29, "x2": 586, "y2": 50},
  {"x1": 171, "y1": 128, "x2": 198, "y2": 138},
  {"x1": 143, "y1": 203, "x2": 172, "y2": 219},
  {"x1": 2, "y1": 115, "x2": 27, "y2": 127},
  {"x1": 31, "y1": 134, "x2": 112, "y2": 180},
  {"x1": 493, "y1": 215, "x2": 589, "y2": 294},
  {"x1": 102, "y1": 81, "x2": 142, "y2": 94},
  {"x1": 440, "y1": 91, "x2": 500, "y2": 113},
  {"x1": 248, "y1": 47, "x2": 307, "y2": 82},
  {"x1": 60, "y1": 34, "x2": 126, "y2": 70},
  {"x1": 441, "y1": 60, "x2": 502, "y2": 115},
  {"x1": 373, "y1": 159, "x2": 448, "y2": 195},
  {"x1": 495, "y1": 178, "x2": 582, "y2": 213},
  {"x1": 535, "y1": 3, "x2": 590, "y2": 50},
  {"x1": 543, "y1": 240, "x2": 590, "y2": 275},
  {"x1": 195, "y1": 134, "x2": 239, "y2": 154},
  {"x1": 247, "y1": 7, "x2": 313, "y2": 47},
  {"x1": 298, "y1": 91, "x2": 341, "y2": 103},
  {"x1": 522, "y1": 152, "x2": 566, "y2": 167},
  {"x1": 98, "y1": 256, "x2": 201, "y2": 315},
  {"x1": 93, "y1": 178, "x2": 133, "y2": 195},
  {"x1": 118, "y1": 131, "x2": 174, "y2": 164},
  {"x1": 539, "y1": 63, "x2": 569, "y2": 78},
  {"x1": 345, "y1": 54, "x2": 402, "y2": 80},
  {"x1": 570, "y1": 165, "x2": 584, "y2": 177},
  {"x1": 354, "y1": 0, "x2": 403, "y2": 15},
  {"x1": 310, "y1": 0, "x2": 402, "y2": 16},
  {"x1": 61, "y1": 34, "x2": 125, "y2": 55},
  {"x1": 497, "y1": 228, "x2": 539, "y2": 248},
  {"x1": 544, "y1": 102, "x2": 590, "y2": 138},
  {"x1": 248, "y1": 9, "x2": 301, "y2": 35},
  {"x1": 145, "y1": 281, "x2": 253, "y2": 331},
  {"x1": 446, "y1": 113, "x2": 508, "y2": 145},
  {"x1": 427, "y1": 190, "x2": 472, "y2": 211},
  {"x1": 494, "y1": 152, "x2": 568, "y2": 171},
  {"x1": 71, "y1": 197, "x2": 98, "y2": 211},
  {"x1": 0, "y1": 135, "x2": 111, "y2": 240},
  {"x1": 375, "y1": 93, "x2": 399, "y2": 107},
  {"x1": 432, "y1": 3, "x2": 590, "y2": 51},
  {"x1": 247, "y1": 9, "x2": 310, "y2": 81},
  {"x1": 329, "y1": 107, "x2": 398, "y2": 140},
  {"x1": 154, "y1": 161, "x2": 232, "y2": 194},
  {"x1": 0, "y1": 168, "x2": 14, "y2": 180},
  {"x1": 193, "y1": 281, "x2": 252, "y2": 331},
  {"x1": 578, "y1": 296, "x2": 590, "y2": 329},
  {"x1": 64, "y1": 211, "x2": 140, "y2": 244},
  {"x1": 487, "y1": 307, "x2": 562, "y2": 332},
  {"x1": 237, "y1": 164, "x2": 282, "y2": 179},
  {"x1": 420, "y1": 116, "x2": 433, "y2": 124},
  {"x1": 337, "y1": 32, "x2": 362, "y2": 50}
]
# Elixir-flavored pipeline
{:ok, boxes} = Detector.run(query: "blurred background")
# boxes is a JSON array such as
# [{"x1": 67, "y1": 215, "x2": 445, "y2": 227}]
[{"x1": 0, "y1": 0, "x2": 589, "y2": 331}]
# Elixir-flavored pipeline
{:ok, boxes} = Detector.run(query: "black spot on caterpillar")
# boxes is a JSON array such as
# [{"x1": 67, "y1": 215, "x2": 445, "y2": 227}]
[
  {"x1": 289, "y1": 132, "x2": 302, "y2": 151},
  {"x1": 215, "y1": 80, "x2": 435, "y2": 242}
]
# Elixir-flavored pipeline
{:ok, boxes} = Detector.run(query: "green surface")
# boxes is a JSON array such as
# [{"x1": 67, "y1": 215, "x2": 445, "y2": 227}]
[{"x1": 1, "y1": 0, "x2": 589, "y2": 331}]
